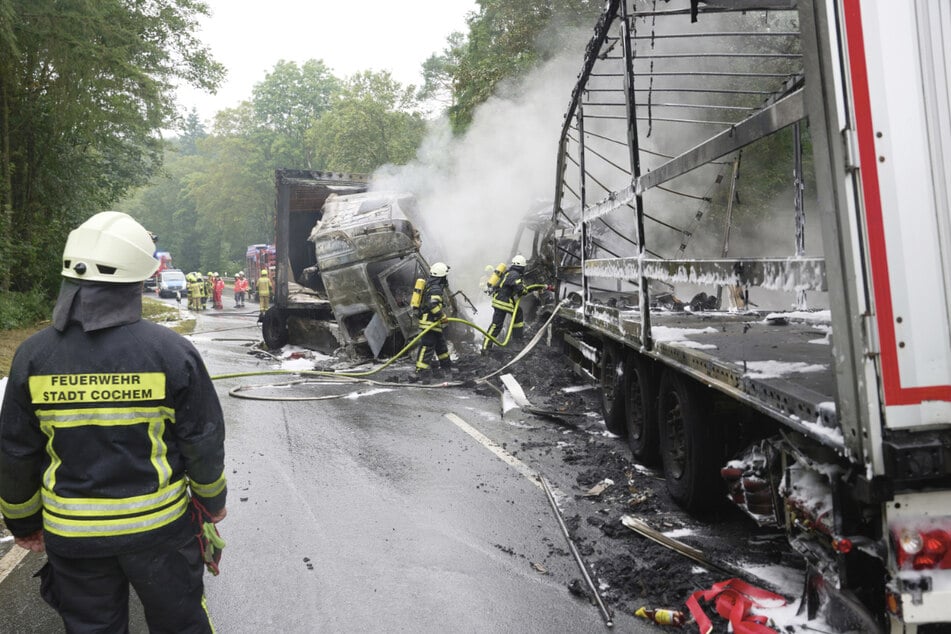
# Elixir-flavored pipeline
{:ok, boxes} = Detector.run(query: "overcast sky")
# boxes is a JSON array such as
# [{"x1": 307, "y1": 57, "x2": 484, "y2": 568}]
[{"x1": 176, "y1": 0, "x2": 477, "y2": 125}]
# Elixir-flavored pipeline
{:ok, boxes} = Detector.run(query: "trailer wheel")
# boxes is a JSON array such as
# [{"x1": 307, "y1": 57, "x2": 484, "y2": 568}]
[
  {"x1": 657, "y1": 370, "x2": 723, "y2": 512},
  {"x1": 624, "y1": 352, "x2": 658, "y2": 464},
  {"x1": 600, "y1": 343, "x2": 626, "y2": 435},
  {"x1": 262, "y1": 306, "x2": 289, "y2": 349}
]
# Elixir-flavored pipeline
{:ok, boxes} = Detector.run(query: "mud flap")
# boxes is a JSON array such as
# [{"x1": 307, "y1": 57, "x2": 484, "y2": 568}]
[{"x1": 801, "y1": 565, "x2": 884, "y2": 633}]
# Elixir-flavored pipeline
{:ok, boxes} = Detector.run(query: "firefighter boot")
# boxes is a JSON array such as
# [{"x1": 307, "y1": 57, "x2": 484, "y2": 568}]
[{"x1": 413, "y1": 368, "x2": 434, "y2": 384}]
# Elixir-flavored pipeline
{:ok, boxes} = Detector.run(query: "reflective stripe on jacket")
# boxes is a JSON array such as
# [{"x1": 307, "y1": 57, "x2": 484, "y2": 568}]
[{"x1": 491, "y1": 268, "x2": 526, "y2": 312}]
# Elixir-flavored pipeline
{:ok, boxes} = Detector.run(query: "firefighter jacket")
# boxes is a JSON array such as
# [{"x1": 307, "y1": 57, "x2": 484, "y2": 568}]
[
  {"x1": 234, "y1": 278, "x2": 249, "y2": 294},
  {"x1": 491, "y1": 266, "x2": 527, "y2": 312},
  {"x1": 0, "y1": 280, "x2": 227, "y2": 558},
  {"x1": 257, "y1": 274, "x2": 271, "y2": 297},
  {"x1": 417, "y1": 276, "x2": 448, "y2": 333}
]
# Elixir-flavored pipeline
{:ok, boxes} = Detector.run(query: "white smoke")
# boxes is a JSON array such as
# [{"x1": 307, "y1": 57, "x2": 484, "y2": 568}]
[{"x1": 371, "y1": 43, "x2": 588, "y2": 297}]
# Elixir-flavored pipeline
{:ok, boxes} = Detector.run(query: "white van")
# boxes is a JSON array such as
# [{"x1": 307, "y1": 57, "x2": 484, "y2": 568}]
[{"x1": 157, "y1": 269, "x2": 187, "y2": 299}]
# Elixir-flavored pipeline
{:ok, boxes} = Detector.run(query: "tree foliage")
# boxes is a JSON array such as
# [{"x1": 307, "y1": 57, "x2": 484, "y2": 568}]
[
  {"x1": 119, "y1": 1, "x2": 607, "y2": 275},
  {"x1": 0, "y1": 0, "x2": 223, "y2": 295},
  {"x1": 308, "y1": 71, "x2": 427, "y2": 173},
  {"x1": 1, "y1": 0, "x2": 609, "y2": 301},
  {"x1": 124, "y1": 65, "x2": 427, "y2": 275},
  {"x1": 442, "y1": 0, "x2": 602, "y2": 131},
  {"x1": 251, "y1": 60, "x2": 340, "y2": 169}
]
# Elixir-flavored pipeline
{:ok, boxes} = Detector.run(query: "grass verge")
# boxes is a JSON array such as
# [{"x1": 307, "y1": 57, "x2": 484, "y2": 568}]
[{"x1": 1, "y1": 296, "x2": 197, "y2": 377}]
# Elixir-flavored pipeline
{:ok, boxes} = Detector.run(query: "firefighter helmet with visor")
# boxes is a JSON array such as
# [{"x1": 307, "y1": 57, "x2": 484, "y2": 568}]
[
  {"x1": 511, "y1": 254, "x2": 527, "y2": 267},
  {"x1": 430, "y1": 262, "x2": 450, "y2": 277},
  {"x1": 62, "y1": 211, "x2": 159, "y2": 283}
]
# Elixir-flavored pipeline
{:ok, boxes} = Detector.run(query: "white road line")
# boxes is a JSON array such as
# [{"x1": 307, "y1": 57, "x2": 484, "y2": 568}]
[
  {"x1": 0, "y1": 546, "x2": 28, "y2": 585},
  {"x1": 444, "y1": 412, "x2": 542, "y2": 490}
]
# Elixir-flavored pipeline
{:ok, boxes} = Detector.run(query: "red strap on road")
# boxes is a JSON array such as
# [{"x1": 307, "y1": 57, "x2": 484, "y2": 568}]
[{"x1": 686, "y1": 578, "x2": 786, "y2": 634}]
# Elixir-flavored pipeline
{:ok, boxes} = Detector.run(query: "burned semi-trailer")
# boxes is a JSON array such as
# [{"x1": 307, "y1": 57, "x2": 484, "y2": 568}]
[
  {"x1": 536, "y1": 1, "x2": 951, "y2": 631},
  {"x1": 264, "y1": 169, "x2": 467, "y2": 359}
]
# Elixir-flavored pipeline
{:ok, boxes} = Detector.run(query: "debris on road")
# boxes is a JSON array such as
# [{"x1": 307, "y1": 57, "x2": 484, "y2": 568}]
[{"x1": 634, "y1": 606, "x2": 686, "y2": 627}]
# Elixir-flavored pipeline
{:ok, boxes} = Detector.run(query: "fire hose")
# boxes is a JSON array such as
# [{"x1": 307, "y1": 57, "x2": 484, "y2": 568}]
[{"x1": 210, "y1": 293, "x2": 568, "y2": 401}]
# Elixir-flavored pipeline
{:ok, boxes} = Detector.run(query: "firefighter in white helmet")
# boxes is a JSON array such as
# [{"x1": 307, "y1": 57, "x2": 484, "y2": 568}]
[
  {"x1": 414, "y1": 262, "x2": 454, "y2": 379},
  {"x1": 0, "y1": 211, "x2": 227, "y2": 633},
  {"x1": 482, "y1": 254, "x2": 530, "y2": 353}
]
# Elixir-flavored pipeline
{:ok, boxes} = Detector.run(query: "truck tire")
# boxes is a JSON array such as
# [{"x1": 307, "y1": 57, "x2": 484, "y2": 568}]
[
  {"x1": 600, "y1": 342, "x2": 626, "y2": 435},
  {"x1": 262, "y1": 306, "x2": 289, "y2": 349},
  {"x1": 656, "y1": 370, "x2": 723, "y2": 513},
  {"x1": 624, "y1": 352, "x2": 658, "y2": 465}
]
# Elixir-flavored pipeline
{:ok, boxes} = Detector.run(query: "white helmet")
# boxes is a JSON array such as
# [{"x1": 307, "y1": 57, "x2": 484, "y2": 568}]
[
  {"x1": 62, "y1": 211, "x2": 159, "y2": 283},
  {"x1": 511, "y1": 254, "x2": 527, "y2": 267},
  {"x1": 430, "y1": 262, "x2": 450, "y2": 277}
]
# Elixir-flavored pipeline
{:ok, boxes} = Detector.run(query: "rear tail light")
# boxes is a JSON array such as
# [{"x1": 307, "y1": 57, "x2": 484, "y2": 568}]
[{"x1": 892, "y1": 526, "x2": 951, "y2": 570}]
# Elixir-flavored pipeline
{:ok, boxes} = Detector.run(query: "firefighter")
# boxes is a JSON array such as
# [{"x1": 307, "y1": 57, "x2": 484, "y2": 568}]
[
  {"x1": 482, "y1": 254, "x2": 529, "y2": 354},
  {"x1": 234, "y1": 271, "x2": 248, "y2": 308},
  {"x1": 212, "y1": 272, "x2": 224, "y2": 310},
  {"x1": 257, "y1": 269, "x2": 271, "y2": 319},
  {"x1": 0, "y1": 211, "x2": 227, "y2": 633},
  {"x1": 414, "y1": 262, "x2": 454, "y2": 379},
  {"x1": 193, "y1": 272, "x2": 205, "y2": 310},
  {"x1": 187, "y1": 273, "x2": 203, "y2": 311},
  {"x1": 203, "y1": 272, "x2": 214, "y2": 309}
]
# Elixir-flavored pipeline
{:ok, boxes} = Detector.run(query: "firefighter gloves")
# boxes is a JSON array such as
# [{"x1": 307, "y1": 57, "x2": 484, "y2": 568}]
[{"x1": 200, "y1": 521, "x2": 226, "y2": 576}]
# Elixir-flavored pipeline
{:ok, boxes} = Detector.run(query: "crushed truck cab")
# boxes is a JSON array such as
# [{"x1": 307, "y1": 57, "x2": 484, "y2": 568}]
[{"x1": 267, "y1": 169, "x2": 464, "y2": 359}]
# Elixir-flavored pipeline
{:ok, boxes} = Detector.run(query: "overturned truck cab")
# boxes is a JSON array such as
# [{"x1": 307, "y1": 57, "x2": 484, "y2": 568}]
[{"x1": 265, "y1": 169, "x2": 462, "y2": 359}]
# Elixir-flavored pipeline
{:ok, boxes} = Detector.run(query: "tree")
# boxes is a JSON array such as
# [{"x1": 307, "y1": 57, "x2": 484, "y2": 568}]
[
  {"x1": 444, "y1": 0, "x2": 602, "y2": 131},
  {"x1": 308, "y1": 71, "x2": 427, "y2": 173},
  {"x1": 251, "y1": 59, "x2": 341, "y2": 169},
  {"x1": 179, "y1": 109, "x2": 208, "y2": 157},
  {"x1": 126, "y1": 56, "x2": 346, "y2": 280},
  {"x1": 420, "y1": 31, "x2": 467, "y2": 111},
  {"x1": 0, "y1": 0, "x2": 223, "y2": 295}
]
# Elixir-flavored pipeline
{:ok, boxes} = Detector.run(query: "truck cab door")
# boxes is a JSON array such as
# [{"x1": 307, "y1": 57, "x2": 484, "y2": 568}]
[{"x1": 377, "y1": 256, "x2": 428, "y2": 342}]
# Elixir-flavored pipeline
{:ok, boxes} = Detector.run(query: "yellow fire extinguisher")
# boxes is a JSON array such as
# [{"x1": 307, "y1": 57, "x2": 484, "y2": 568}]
[{"x1": 410, "y1": 277, "x2": 426, "y2": 309}]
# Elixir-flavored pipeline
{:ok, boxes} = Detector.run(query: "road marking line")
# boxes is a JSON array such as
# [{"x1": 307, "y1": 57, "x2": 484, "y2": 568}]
[
  {"x1": 444, "y1": 412, "x2": 542, "y2": 490},
  {"x1": 0, "y1": 545, "x2": 29, "y2": 584}
]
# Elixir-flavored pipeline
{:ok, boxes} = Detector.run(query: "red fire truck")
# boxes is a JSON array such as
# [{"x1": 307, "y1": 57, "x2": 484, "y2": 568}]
[{"x1": 246, "y1": 244, "x2": 276, "y2": 301}]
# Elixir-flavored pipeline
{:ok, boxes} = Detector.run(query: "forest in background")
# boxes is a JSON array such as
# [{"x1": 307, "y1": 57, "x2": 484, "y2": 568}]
[{"x1": 0, "y1": 0, "x2": 602, "y2": 326}]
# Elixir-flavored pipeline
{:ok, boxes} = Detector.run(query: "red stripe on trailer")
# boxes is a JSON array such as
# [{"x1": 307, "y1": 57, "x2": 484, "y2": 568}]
[{"x1": 842, "y1": 0, "x2": 951, "y2": 406}]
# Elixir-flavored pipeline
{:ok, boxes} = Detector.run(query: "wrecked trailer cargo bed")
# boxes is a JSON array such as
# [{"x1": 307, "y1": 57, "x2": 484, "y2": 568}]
[
  {"x1": 265, "y1": 170, "x2": 369, "y2": 350},
  {"x1": 557, "y1": 303, "x2": 840, "y2": 449}
]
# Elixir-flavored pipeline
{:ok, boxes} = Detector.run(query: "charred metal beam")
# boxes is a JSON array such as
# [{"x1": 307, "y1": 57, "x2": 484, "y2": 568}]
[
  {"x1": 584, "y1": 256, "x2": 827, "y2": 292},
  {"x1": 636, "y1": 89, "x2": 806, "y2": 194}
]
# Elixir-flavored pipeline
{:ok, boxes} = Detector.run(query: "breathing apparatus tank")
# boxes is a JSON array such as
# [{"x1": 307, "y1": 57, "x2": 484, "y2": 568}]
[
  {"x1": 485, "y1": 262, "x2": 507, "y2": 294},
  {"x1": 410, "y1": 277, "x2": 426, "y2": 309}
]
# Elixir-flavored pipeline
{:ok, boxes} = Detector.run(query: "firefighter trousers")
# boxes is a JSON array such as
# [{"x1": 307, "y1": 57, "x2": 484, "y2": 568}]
[
  {"x1": 415, "y1": 330, "x2": 451, "y2": 371},
  {"x1": 482, "y1": 305, "x2": 524, "y2": 350},
  {"x1": 42, "y1": 534, "x2": 213, "y2": 634}
]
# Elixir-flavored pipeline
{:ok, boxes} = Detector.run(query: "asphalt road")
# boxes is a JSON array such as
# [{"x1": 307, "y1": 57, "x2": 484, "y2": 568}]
[{"x1": 0, "y1": 300, "x2": 652, "y2": 633}]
